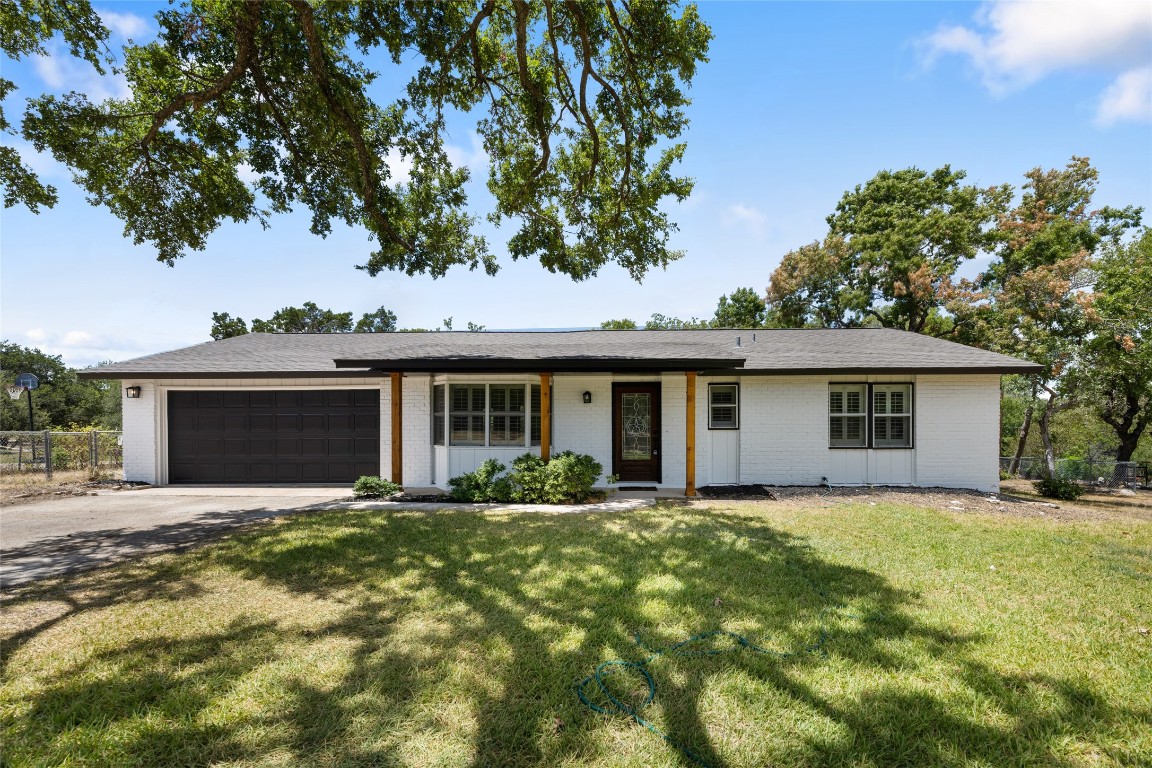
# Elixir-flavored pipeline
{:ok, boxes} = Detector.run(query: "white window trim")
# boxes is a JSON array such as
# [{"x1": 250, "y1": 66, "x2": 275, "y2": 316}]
[
  {"x1": 828, "y1": 382, "x2": 914, "y2": 449},
  {"x1": 707, "y1": 383, "x2": 740, "y2": 430},
  {"x1": 443, "y1": 381, "x2": 542, "y2": 448}
]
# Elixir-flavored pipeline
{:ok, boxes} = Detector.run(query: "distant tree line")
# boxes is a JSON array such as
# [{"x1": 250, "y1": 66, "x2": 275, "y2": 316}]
[{"x1": 0, "y1": 342, "x2": 121, "y2": 430}]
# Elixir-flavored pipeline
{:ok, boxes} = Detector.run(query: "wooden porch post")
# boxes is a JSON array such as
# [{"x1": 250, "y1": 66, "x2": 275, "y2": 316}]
[
  {"x1": 540, "y1": 373, "x2": 552, "y2": 460},
  {"x1": 390, "y1": 372, "x2": 403, "y2": 485},
  {"x1": 685, "y1": 371, "x2": 697, "y2": 497}
]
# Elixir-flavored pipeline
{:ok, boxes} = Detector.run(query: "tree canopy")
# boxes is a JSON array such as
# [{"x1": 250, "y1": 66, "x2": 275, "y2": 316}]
[
  {"x1": 5, "y1": 0, "x2": 712, "y2": 282},
  {"x1": 768, "y1": 166, "x2": 1010, "y2": 333},
  {"x1": 0, "y1": 342, "x2": 120, "y2": 430},
  {"x1": 210, "y1": 302, "x2": 398, "y2": 339}
]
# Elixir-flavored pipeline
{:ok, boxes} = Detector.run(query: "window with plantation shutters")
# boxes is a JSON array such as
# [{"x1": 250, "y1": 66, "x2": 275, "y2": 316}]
[
  {"x1": 432, "y1": 384, "x2": 445, "y2": 446},
  {"x1": 441, "y1": 383, "x2": 544, "y2": 447},
  {"x1": 829, "y1": 384, "x2": 868, "y2": 447},
  {"x1": 449, "y1": 384, "x2": 486, "y2": 445},
  {"x1": 873, "y1": 384, "x2": 912, "y2": 447},
  {"x1": 489, "y1": 385, "x2": 526, "y2": 446}
]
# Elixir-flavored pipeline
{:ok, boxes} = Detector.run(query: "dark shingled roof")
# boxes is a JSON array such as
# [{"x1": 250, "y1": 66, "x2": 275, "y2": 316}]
[{"x1": 79, "y1": 329, "x2": 1041, "y2": 379}]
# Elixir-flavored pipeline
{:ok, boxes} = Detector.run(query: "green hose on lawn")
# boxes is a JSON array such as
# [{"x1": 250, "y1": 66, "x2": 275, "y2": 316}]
[{"x1": 574, "y1": 579, "x2": 848, "y2": 767}]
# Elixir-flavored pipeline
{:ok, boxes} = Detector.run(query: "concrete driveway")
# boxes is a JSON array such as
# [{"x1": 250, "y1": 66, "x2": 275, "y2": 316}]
[{"x1": 1, "y1": 487, "x2": 353, "y2": 588}]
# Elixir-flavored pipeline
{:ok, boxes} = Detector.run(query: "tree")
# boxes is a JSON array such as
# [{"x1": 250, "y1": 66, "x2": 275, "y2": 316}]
[
  {"x1": 210, "y1": 312, "x2": 249, "y2": 340},
  {"x1": 1073, "y1": 229, "x2": 1152, "y2": 463},
  {"x1": 353, "y1": 307, "x2": 398, "y2": 333},
  {"x1": 599, "y1": 318, "x2": 637, "y2": 330},
  {"x1": 712, "y1": 287, "x2": 767, "y2": 328},
  {"x1": 0, "y1": 342, "x2": 119, "y2": 429},
  {"x1": 644, "y1": 312, "x2": 706, "y2": 330},
  {"x1": 954, "y1": 158, "x2": 1143, "y2": 472},
  {"x1": 8, "y1": 0, "x2": 712, "y2": 282},
  {"x1": 767, "y1": 167, "x2": 1010, "y2": 334}
]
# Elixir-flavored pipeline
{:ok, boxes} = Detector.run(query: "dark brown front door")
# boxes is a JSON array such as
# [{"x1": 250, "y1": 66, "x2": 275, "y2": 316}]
[{"x1": 612, "y1": 383, "x2": 661, "y2": 482}]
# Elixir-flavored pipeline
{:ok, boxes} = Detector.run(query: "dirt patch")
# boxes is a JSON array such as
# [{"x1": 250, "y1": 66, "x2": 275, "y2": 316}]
[
  {"x1": 0, "y1": 476, "x2": 148, "y2": 507},
  {"x1": 696, "y1": 484, "x2": 1152, "y2": 523}
]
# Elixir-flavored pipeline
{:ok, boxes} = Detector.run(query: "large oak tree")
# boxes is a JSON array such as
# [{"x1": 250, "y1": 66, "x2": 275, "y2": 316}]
[{"x1": 3, "y1": 0, "x2": 711, "y2": 281}]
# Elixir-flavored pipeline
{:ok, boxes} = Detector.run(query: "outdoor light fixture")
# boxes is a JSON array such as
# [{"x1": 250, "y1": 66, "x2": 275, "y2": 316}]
[
  {"x1": 125, "y1": 386, "x2": 142, "y2": 399},
  {"x1": 582, "y1": 391, "x2": 592, "y2": 404}
]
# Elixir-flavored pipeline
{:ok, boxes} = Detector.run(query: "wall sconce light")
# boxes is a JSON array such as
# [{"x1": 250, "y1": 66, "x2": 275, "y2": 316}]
[
  {"x1": 582, "y1": 391, "x2": 592, "y2": 404},
  {"x1": 125, "y1": 386, "x2": 142, "y2": 399}
]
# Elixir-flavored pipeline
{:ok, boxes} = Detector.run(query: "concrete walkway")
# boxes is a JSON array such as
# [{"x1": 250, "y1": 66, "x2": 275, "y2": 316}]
[{"x1": 1, "y1": 488, "x2": 658, "y2": 588}]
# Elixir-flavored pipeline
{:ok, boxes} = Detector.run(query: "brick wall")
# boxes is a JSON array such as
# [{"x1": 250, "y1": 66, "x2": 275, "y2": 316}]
[{"x1": 915, "y1": 374, "x2": 1000, "y2": 492}]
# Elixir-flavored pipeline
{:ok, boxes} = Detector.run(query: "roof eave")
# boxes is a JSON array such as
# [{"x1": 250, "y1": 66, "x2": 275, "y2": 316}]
[{"x1": 332, "y1": 357, "x2": 746, "y2": 373}]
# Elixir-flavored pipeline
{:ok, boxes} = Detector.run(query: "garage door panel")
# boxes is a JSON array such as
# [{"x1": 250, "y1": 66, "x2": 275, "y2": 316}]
[
  {"x1": 223, "y1": 439, "x2": 248, "y2": 456},
  {"x1": 250, "y1": 438, "x2": 275, "y2": 456},
  {"x1": 250, "y1": 392, "x2": 275, "y2": 408},
  {"x1": 276, "y1": 414, "x2": 299, "y2": 432},
  {"x1": 301, "y1": 439, "x2": 326, "y2": 457},
  {"x1": 168, "y1": 389, "x2": 380, "y2": 484},
  {"x1": 250, "y1": 464, "x2": 275, "y2": 482},
  {"x1": 250, "y1": 414, "x2": 275, "y2": 431},
  {"x1": 198, "y1": 413, "x2": 224, "y2": 431}
]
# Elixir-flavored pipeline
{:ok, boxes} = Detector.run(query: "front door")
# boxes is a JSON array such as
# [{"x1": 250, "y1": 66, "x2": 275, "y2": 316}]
[{"x1": 612, "y1": 383, "x2": 661, "y2": 482}]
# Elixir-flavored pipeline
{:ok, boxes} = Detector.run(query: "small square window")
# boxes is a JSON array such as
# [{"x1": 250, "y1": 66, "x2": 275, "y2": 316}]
[{"x1": 708, "y1": 384, "x2": 739, "y2": 429}]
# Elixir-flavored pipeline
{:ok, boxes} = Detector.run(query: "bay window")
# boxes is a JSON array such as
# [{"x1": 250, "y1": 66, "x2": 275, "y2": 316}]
[{"x1": 436, "y1": 383, "x2": 544, "y2": 447}]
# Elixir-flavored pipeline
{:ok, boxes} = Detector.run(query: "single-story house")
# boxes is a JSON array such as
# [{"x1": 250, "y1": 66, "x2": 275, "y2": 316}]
[{"x1": 80, "y1": 329, "x2": 1040, "y2": 494}]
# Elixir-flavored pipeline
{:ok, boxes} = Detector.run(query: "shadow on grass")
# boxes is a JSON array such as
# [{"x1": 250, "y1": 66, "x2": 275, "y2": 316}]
[{"x1": 2, "y1": 503, "x2": 1145, "y2": 766}]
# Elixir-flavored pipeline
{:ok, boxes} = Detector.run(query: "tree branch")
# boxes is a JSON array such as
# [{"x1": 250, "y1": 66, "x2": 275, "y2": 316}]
[
  {"x1": 289, "y1": 0, "x2": 412, "y2": 252},
  {"x1": 140, "y1": 1, "x2": 262, "y2": 151},
  {"x1": 512, "y1": 0, "x2": 551, "y2": 178}
]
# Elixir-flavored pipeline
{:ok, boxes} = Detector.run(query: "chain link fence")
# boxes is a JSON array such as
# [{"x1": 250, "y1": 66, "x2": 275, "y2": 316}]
[
  {"x1": 1001, "y1": 456, "x2": 1148, "y2": 489},
  {"x1": 0, "y1": 431, "x2": 123, "y2": 480}
]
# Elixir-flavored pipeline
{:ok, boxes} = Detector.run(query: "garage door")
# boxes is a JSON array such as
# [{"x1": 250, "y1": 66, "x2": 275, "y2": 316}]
[{"x1": 168, "y1": 390, "x2": 380, "y2": 483}]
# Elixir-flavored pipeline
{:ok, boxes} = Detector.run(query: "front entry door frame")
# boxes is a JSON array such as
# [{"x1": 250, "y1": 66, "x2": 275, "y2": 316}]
[{"x1": 612, "y1": 382, "x2": 662, "y2": 483}]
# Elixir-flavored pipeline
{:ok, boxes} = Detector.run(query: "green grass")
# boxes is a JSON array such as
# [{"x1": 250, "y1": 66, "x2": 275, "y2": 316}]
[{"x1": 2, "y1": 501, "x2": 1150, "y2": 767}]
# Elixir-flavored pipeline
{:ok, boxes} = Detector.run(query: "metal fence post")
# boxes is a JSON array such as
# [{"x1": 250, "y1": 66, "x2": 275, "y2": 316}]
[
  {"x1": 93, "y1": 431, "x2": 100, "y2": 473},
  {"x1": 44, "y1": 430, "x2": 52, "y2": 480}
]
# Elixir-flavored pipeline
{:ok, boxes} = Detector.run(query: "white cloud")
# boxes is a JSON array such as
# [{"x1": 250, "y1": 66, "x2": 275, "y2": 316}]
[
  {"x1": 99, "y1": 9, "x2": 151, "y2": 39},
  {"x1": 34, "y1": 42, "x2": 131, "y2": 101},
  {"x1": 25, "y1": 329, "x2": 47, "y2": 341},
  {"x1": 1096, "y1": 66, "x2": 1152, "y2": 125},
  {"x1": 922, "y1": 0, "x2": 1151, "y2": 92},
  {"x1": 61, "y1": 331, "x2": 93, "y2": 346},
  {"x1": 445, "y1": 131, "x2": 489, "y2": 174},
  {"x1": 724, "y1": 203, "x2": 767, "y2": 235},
  {"x1": 383, "y1": 147, "x2": 413, "y2": 186},
  {"x1": 921, "y1": 0, "x2": 1152, "y2": 126}
]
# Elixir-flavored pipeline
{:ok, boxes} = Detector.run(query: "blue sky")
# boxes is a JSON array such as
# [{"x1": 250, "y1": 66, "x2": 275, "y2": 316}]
[{"x1": 2, "y1": 1, "x2": 1150, "y2": 368}]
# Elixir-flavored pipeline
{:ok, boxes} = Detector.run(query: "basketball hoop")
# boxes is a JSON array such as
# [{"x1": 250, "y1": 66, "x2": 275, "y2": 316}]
[{"x1": 6, "y1": 385, "x2": 25, "y2": 401}]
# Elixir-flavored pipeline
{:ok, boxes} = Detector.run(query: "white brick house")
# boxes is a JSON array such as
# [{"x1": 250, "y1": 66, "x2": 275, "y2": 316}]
[{"x1": 83, "y1": 329, "x2": 1039, "y2": 494}]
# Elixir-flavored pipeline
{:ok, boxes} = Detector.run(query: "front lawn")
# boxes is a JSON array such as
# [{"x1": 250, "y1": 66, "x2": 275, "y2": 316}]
[{"x1": 2, "y1": 500, "x2": 1149, "y2": 767}]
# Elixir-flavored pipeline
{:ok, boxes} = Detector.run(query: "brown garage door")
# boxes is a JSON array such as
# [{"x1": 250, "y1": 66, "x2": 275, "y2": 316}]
[{"x1": 168, "y1": 390, "x2": 380, "y2": 484}]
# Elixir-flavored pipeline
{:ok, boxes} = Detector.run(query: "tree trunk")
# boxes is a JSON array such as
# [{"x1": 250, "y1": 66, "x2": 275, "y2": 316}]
[
  {"x1": 1100, "y1": 388, "x2": 1150, "y2": 464},
  {"x1": 1116, "y1": 434, "x2": 1141, "y2": 463},
  {"x1": 1008, "y1": 381, "x2": 1038, "y2": 475},
  {"x1": 1038, "y1": 398, "x2": 1058, "y2": 477}
]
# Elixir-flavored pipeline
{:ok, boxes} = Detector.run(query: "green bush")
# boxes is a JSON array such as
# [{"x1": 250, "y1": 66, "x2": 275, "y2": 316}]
[
  {"x1": 447, "y1": 459, "x2": 513, "y2": 502},
  {"x1": 353, "y1": 476, "x2": 403, "y2": 498},
  {"x1": 1034, "y1": 476, "x2": 1084, "y2": 500},
  {"x1": 447, "y1": 452, "x2": 605, "y2": 504}
]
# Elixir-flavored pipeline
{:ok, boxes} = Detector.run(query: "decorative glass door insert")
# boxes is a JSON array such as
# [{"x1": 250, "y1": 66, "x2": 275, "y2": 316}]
[{"x1": 621, "y1": 393, "x2": 653, "y2": 460}]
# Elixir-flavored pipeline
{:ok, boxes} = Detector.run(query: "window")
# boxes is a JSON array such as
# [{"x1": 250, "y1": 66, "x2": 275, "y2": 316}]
[
  {"x1": 449, "y1": 384, "x2": 486, "y2": 446},
  {"x1": 489, "y1": 385, "x2": 526, "y2": 446},
  {"x1": 828, "y1": 383, "x2": 913, "y2": 448},
  {"x1": 708, "y1": 384, "x2": 739, "y2": 429},
  {"x1": 432, "y1": 384, "x2": 445, "y2": 446},
  {"x1": 442, "y1": 383, "x2": 545, "y2": 447},
  {"x1": 829, "y1": 384, "x2": 867, "y2": 447},
  {"x1": 873, "y1": 384, "x2": 912, "y2": 448}
]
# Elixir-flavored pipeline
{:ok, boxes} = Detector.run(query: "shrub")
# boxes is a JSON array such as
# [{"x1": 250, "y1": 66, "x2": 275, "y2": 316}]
[
  {"x1": 448, "y1": 459, "x2": 513, "y2": 502},
  {"x1": 447, "y1": 452, "x2": 605, "y2": 504},
  {"x1": 1034, "y1": 476, "x2": 1084, "y2": 500},
  {"x1": 353, "y1": 476, "x2": 403, "y2": 498}
]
